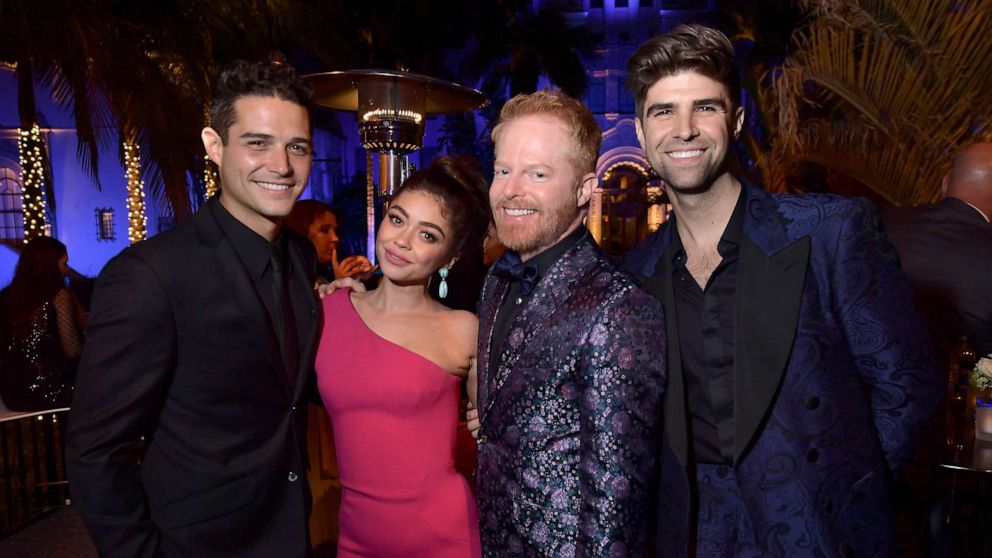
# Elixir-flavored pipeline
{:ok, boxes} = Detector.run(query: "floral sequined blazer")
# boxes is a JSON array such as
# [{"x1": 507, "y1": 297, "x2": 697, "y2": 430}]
[{"x1": 475, "y1": 232, "x2": 666, "y2": 557}]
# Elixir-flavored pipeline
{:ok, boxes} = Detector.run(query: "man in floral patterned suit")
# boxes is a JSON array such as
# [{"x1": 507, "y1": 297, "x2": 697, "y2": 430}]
[{"x1": 473, "y1": 89, "x2": 667, "y2": 557}]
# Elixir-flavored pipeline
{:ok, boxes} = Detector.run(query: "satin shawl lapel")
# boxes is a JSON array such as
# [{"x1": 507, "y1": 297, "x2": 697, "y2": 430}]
[
  {"x1": 287, "y1": 240, "x2": 318, "y2": 401},
  {"x1": 480, "y1": 238, "x2": 593, "y2": 424},
  {"x1": 733, "y1": 191, "x2": 810, "y2": 464},
  {"x1": 640, "y1": 226, "x2": 690, "y2": 466},
  {"x1": 199, "y1": 204, "x2": 290, "y2": 397},
  {"x1": 477, "y1": 273, "x2": 508, "y2": 416}
]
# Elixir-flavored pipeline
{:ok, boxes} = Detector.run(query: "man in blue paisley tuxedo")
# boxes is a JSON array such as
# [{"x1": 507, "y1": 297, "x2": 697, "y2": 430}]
[
  {"x1": 473, "y1": 89, "x2": 667, "y2": 557},
  {"x1": 622, "y1": 24, "x2": 942, "y2": 558}
]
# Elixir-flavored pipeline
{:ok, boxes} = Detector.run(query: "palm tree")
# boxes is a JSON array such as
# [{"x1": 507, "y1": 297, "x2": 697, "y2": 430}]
[
  {"x1": 746, "y1": 0, "x2": 992, "y2": 206},
  {"x1": 462, "y1": 0, "x2": 592, "y2": 100},
  {"x1": 0, "y1": 0, "x2": 353, "y2": 219}
]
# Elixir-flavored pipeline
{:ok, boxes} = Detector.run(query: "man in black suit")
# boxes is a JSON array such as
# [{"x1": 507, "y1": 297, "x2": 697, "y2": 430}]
[
  {"x1": 66, "y1": 60, "x2": 320, "y2": 558},
  {"x1": 883, "y1": 142, "x2": 992, "y2": 356}
]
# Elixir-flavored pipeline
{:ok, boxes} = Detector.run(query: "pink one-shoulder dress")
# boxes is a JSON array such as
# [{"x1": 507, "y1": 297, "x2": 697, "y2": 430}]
[{"x1": 315, "y1": 289, "x2": 481, "y2": 557}]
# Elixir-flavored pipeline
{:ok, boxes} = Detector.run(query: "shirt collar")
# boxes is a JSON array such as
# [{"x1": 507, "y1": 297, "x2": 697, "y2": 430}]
[
  {"x1": 210, "y1": 199, "x2": 282, "y2": 278},
  {"x1": 524, "y1": 225, "x2": 588, "y2": 279},
  {"x1": 962, "y1": 199, "x2": 991, "y2": 223},
  {"x1": 669, "y1": 184, "x2": 747, "y2": 265}
]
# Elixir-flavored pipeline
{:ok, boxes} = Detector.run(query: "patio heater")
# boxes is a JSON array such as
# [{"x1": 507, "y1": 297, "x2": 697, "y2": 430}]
[
  {"x1": 306, "y1": 69, "x2": 487, "y2": 197},
  {"x1": 306, "y1": 70, "x2": 487, "y2": 262}
]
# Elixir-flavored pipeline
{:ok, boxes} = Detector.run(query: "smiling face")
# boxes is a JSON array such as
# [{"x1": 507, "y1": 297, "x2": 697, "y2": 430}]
[
  {"x1": 307, "y1": 210, "x2": 340, "y2": 265},
  {"x1": 490, "y1": 114, "x2": 594, "y2": 260},
  {"x1": 635, "y1": 71, "x2": 744, "y2": 195},
  {"x1": 375, "y1": 189, "x2": 455, "y2": 284},
  {"x1": 202, "y1": 95, "x2": 313, "y2": 240}
]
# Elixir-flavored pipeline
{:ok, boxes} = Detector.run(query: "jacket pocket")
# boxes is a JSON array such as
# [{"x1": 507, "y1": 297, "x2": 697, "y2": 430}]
[{"x1": 157, "y1": 472, "x2": 259, "y2": 530}]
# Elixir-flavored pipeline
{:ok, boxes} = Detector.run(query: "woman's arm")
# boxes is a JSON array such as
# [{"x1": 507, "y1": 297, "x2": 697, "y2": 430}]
[
  {"x1": 53, "y1": 288, "x2": 83, "y2": 358},
  {"x1": 467, "y1": 356, "x2": 478, "y2": 410}
]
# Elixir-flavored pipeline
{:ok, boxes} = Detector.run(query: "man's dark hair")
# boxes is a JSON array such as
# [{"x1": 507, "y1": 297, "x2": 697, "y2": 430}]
[
  {"x1": 209, "y1": 59, "x2": 315, "y2": 143},
  {"x1": 626, "y1": 24, "x2": 741, "y2": 120}
]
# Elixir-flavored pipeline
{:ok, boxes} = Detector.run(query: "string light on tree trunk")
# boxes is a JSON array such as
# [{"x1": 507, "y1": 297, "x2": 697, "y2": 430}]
[
  {"x1": 17, "y1": 124, "x2": 48, "y2": 242},
  {"x1": 204, "y1": 155, "x2": 219, "y2": 198},
  {"x1": 123, "y1": 141, "x2": 147, "y2": 243}
]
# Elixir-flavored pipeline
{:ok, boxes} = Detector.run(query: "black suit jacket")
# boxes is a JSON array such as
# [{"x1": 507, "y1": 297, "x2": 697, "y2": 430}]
[
  {"x1": 883, "y1": 197, "x2": 992, "y2": 354},
  {"x1": 66, "y1": 197, "x2": 319, "y2": 558}
]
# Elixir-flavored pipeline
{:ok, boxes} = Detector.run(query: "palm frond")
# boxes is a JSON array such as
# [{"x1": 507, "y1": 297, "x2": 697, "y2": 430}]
[{"x1": 765, "y1": 0, "x2": 992, "y2": 205}]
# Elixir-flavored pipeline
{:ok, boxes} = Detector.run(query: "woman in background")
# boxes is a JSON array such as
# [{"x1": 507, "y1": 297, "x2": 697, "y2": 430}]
[
  {"x1": 315, "y1": 156, "x2": 491, "y2": 557},
  {"x1": 0, "y1": 236, "x2": 84, "y2": 411},
  {"x1": 286, "y1": 199, "x2": 377, "y2": 554},
  {"x1": 285, "y1": 200, "x2": 374, "y2": 281}
]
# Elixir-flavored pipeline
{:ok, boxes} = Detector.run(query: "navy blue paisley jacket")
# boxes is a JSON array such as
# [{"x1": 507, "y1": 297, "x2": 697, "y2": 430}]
[{"x1": 624, "y1": 184, "x2": 942, "y2": 558}]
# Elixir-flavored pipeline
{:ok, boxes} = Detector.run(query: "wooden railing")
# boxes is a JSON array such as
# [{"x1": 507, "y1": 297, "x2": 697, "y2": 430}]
[{"x1": 0, "y1": 408, "x2": 70, "y2": 537}]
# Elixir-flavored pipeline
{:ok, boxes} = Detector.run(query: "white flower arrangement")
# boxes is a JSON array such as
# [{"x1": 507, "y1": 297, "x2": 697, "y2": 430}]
[{"x1": 971, "y1": 355, "x2": 992, "y2": 391}]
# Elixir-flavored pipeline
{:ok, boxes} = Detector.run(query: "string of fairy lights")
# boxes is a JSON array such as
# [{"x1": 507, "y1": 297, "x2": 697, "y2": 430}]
[
  {"x1": 203, "y1": 106, "x2": 219, "y2": 198},
  {"x1": 17, "y1": 121, "x2": 219, "y2": 245},
  {"x1": 17, "y1": 124, "x2": 49, "y2": 242},
  {"x1": 123, "y1": 141, "x2": 148, "y2": 243},
  {"x1": 204, "y1": 155, "x2": 219, "y2": 198}
]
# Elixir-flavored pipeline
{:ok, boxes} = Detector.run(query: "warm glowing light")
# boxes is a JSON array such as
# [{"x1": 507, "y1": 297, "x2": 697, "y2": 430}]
[
  {"x1": 17, "y1": 124, "x2": 49, "y2": 242},
  {"x1": 361, "y1": 108, "x2": 423, "y2": 124},
  {"x1": 602, "y1": 161, "x2": 649, "y2": 182},
  {"x1": 204, "y1": 155, "x2": 219, "y2": 198},
  {"x1": 124, "y1": 142, "x2": 148, "y2": 244},
  {"x1": 366, "y1": 150, "x2": 376, "y2": 265}
]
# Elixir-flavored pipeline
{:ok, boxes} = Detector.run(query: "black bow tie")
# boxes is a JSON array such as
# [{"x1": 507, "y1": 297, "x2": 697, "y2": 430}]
[{"x1": 492, "y1": 250, "x2": 540, "y2": 296}]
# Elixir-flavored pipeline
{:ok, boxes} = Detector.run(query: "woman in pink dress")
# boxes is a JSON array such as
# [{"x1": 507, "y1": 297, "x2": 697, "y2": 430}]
[{"x1": 315, "y1": 156, "x2": 491, "y2": 557}]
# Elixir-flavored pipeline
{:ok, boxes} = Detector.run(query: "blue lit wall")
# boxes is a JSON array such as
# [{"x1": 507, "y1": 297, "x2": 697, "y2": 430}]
[
  {"x1": 1, "y1": 1, "x2": 717, "y2": 284},
  {"x1": 0, "y1": 66, "x2": 352, "y2": 284}
]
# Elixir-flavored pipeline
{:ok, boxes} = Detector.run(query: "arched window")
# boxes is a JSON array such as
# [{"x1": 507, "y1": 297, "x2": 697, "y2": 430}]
[{"x1": 0, "y1": 167, "x2": 23, "y2": 243}]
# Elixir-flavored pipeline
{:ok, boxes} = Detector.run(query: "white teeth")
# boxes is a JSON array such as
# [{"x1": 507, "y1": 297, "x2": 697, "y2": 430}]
[
  {"x1": 256, "y1": 181, "x2": 292, "y2": 191},
  {"x1": 505, "y1": 208, "x2": 535, "y2": 216},
  {"x1": 668, "y1": 150, "x2": 703, "y2": 159}
]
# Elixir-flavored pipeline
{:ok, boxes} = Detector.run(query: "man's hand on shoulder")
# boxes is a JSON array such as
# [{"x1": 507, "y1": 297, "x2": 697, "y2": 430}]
[{"x1": 315, "y1": 277, "x2": 367, "y2": 299}]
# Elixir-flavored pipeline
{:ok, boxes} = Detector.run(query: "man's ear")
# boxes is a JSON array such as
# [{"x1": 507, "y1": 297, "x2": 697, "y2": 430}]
[
  {"x1": 201, "y1": 127, "x2": 224, "y2": 167},
  {"x1": 733, "y1": 106, "x2": 745, "y2": 140},
  {"x1": 940, "y1": 173, "x2": 951, "y2": 198},
  {"x1": 576, "y1": 172, "x2": 597, "y2": 208}
]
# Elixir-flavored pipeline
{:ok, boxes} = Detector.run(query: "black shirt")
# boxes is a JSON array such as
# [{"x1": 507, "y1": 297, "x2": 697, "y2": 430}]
[
  {"x1": 210, "y1": 200, "x2": 287, "y2": 347},
  {"x1": 670, "y1": 186, "x2": 745, "y2": 464},
  {"x1": 489, "y1": 226, "x2": 589, "y2": 369}
]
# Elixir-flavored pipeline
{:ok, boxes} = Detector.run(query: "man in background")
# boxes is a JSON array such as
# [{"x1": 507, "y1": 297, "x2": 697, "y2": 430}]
[{"x1": 883, "y1": 142, "x2": 992, "y2": 357}]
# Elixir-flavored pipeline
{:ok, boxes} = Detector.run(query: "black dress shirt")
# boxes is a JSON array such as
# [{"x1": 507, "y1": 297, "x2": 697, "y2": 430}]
[
  {"x1": 210, "y1": 200, "x2": 289, "y2": 356},
  {"x1": 489, "y1": 226, "x2": 589, "y2": 369},
  {"x1": 670, "y1": 187, "x2": 745, "y2": 465}
]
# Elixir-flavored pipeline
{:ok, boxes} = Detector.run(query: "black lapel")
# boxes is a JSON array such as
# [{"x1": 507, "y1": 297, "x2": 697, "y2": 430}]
[
  {"x1": 287, "y1": 239, "x2": 318, "y2": 401},
  {"x1": 644, "y1": 245, "x2": 689, "y2": 467},
  {"x1": 733, "y1": 234, "x2": 809, "y2": 464},
  {"x1": 200, "y1": 203, "x2": 289, "y2": 395}
]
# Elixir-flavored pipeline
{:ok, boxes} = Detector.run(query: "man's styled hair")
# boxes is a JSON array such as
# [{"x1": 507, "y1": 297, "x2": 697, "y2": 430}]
[
  {"x1": 491, "y1": 89, "x2": 602, "y2": 176},
  {"x1": 209, "y1": 59, "x2": 315, "y2": 144},
  {"x1": 626, "y1": 24, "x2": 741, "y2": 120}
]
